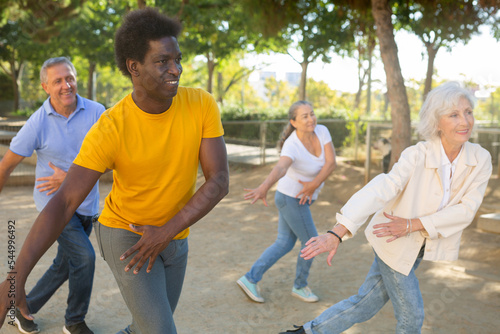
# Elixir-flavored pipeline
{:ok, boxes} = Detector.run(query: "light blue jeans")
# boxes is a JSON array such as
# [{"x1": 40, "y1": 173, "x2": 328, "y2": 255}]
[
  {"x1": 26, "y1": 212, "x2": 96, "y2": 326},
  {"x1": 303, "y1": 248, "x2": 425, "y2": 334},
  {"x1": 95, "y1": 222, "x2": 188, "y2": 334},
  {"x1": 246, "y1": 191, "x2": 318, "y2": 289}
]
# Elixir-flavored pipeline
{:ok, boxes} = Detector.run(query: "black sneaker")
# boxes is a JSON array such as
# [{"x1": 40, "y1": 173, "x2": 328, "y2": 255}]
[
  {"x1": 63, "y1": 321, "x2": 94, "y2": 334},
  {"x1": 12, "y1": 308, "x2": 39, "y2": 334},
  {"x1": 279, "y1": 325, "x2": 305, "y2": 333}
]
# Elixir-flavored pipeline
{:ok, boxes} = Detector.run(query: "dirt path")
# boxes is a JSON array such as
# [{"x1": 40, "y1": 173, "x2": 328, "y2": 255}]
[{"x1": 1, "y1": 162, "x2": 499, "y2": 333}]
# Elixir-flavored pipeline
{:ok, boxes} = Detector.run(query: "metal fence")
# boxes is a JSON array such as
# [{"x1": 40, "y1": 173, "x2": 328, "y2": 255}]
[
  {"x1": 223, "y1": 119, "x2": 354, "y2": 165},
  {"x1": 1, "y1": 118, "x2": 499, "y2": 185},
  {"x1": 223, "y1": 119, "x2": 500, "y2": 182},
  {"x1": 0, "y1": 119, "x2": 35, "y2": 185},
  {"x1": 364, "y1": 122, "x2": 500, "y2": 182}
]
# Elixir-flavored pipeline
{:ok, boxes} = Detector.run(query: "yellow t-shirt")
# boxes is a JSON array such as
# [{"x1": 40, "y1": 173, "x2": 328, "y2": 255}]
[{"x1": 74, "y1": 87, "x2": 224, "y2": 239}]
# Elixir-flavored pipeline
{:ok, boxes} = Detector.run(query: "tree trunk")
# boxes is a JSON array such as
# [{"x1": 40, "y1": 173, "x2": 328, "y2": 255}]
[
  {"x1": 423, "y1": 42, "x2": 439, "y2": 100},
  {"x1": 354, "y1": 48, "x2": 363, "y2": 110},
  {"x1": 11, "y1": 65, "x2": 19, "y2": 112},
  {"x1": 137, "y1": 0, "x2": 146, "y2": 9},
  {"x1": 216, "y1": 71, "x2": 223, "y2": 105},
  {"x1": 299, "y1": 61, "x2": 309, "y2": 100},
  {"x1": 206, "y1": 54, "x2": 216, "y2": 94},
  {"x1": 366, "y1": 35, "x2": 376, "y2": 115},
  {"x1": 371, "y1": 0, "x2": 411, "y2": 167},
  {"x1": 366, "y1": 53, "x2": 372, "y2": 114},
  {"x1": 9, "y1": 59, "x2": 23, "y2": 112},
  {"x1": 383, "y1": 92, "x2": 389, "y2": 120},
  {"x1": 87, "y1": 61, "x2": 97, "y2": 101}
]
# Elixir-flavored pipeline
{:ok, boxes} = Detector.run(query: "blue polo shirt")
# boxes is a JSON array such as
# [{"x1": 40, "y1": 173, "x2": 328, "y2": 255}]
[{"x1": 10, "y1": 94, "x2": 105, "y2": 215}]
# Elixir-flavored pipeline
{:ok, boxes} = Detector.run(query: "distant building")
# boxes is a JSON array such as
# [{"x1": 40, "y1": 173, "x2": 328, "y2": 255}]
[
  {"x1": 249, "y1": 71, "x2": 277, "y2": 101},
  {"x1": 250, "y1": 71, "x2": 301, "y2": 101},
  {"x1": 285, "y1": 72, "x2": 301, "y2": 87},
  {"x1": 260, "y1": 71, "x2": 276, "y2": 81}
]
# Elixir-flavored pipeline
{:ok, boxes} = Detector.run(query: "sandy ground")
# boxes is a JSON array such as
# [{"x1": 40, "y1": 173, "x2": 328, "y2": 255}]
[{"x1": 1, "y1": 161, "x2": 500, "y2": 334}]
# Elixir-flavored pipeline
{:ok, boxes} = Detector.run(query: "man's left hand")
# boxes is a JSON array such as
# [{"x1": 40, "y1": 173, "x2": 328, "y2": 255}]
[{"x1": 36, "y1": 162, "x2": 66, "y2": 195}]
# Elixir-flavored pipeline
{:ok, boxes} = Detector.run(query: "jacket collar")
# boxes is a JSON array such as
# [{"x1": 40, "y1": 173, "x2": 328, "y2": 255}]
[
  {"x1": 425, "y1": 139, "x2": 442, "y2": 169},
  {"x1": 426, "y1": 139, "x2": 477, "y2": 195},
  {"x1": 425, "y1": 139, "x2": 477, "y2": 169},
  {"x1": 452, "y1": 141, "x2": 477, "y2": 187}
]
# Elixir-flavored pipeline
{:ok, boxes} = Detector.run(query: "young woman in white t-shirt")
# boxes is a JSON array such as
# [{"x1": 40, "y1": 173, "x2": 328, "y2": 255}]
[{"x1": 237, "y1": 101, "x2": 337, "y2": 303}]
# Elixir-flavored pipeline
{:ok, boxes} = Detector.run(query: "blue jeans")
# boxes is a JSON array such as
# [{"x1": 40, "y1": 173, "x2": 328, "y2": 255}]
[
  {"x1": 26, "y1": 212, "x2": 96, "y2": 326},
  {"x1": 304, "y1": 248, "x2": 425, "y2": 334},
  {"x1": 95, "y1": 222, "x2": 188, "y2": 334},
  {"x1": 246, "y1": 191, "x2": 318, "y2": 289}
]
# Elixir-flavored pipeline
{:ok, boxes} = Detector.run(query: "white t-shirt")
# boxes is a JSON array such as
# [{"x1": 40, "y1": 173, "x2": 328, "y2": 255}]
[{"x1": 277, "y1": 124, "x2": 333, "y2": 200}]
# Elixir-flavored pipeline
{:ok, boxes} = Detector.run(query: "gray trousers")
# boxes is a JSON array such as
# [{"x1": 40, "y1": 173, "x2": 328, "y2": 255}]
[{"x1": 94, "y1": 222, "x2": 188, "y2": 334}]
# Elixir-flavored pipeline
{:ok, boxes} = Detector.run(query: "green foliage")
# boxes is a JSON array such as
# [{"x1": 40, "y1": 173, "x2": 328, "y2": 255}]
[
  {"x1": 264, "y1": 76, "x2": 297, "y2": 108},
  {"x1": 214, "y1": 52, "x2": 256, "y2": 104},
  {"x1": 178, "y1": 56, "x2": 207, "y2": 90},
  {"x1": 287, "y1": 1, "x2": 353, "y2": 62},
  {"x1": 239, "y1": 0, "x2": 304, "y2": 38},
  {"x1": 396, "y1": 0, "x2": 495, "y2": 51},
  {"x1": 2, "y1": 0, "x2": 86, "y2": 43},
  {"x1": 220, "y1": 101, "x2": 351, "y2": 149},
  {"x1": 221, "y1": 104, "x2": 288, "y2": 121},
  {"x1": 343, "y1": 117, "x2": 367, "y2": 148},
  {"x1": 53, "y1": 0, "x2": 124, "y2": 66},
  {"x1": 0, "y1": 0, "x2": 497, "y2": 137},
  {"x1": 93, "y1": 64, "x2": 133, "y2": 109},
  {"x1": 157, "y1": 0, "x2": 263, "y2": 94},
  {"x1": 221, "y1": 103, "x2": 288, "y2": 147},
  {"x1": 474, "y1": 87, "x2": 500, "y2": 126},
  {"x1": 394, "y1": 0, "x2": 497, "y2": 96},
  {"x1": 13, "y1": 106, "x2": 36, "y2": 117},
  {"x1": 18, "y1": 61, "x2": 46, "y2": 108},
  {"x1": 306, "y1": 78, "x2": 358, "y2": 115}
]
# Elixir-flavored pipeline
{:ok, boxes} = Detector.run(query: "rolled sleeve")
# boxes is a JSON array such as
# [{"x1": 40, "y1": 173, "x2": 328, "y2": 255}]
[{"x1": 419, "y1": 216, "x2": 439, "y2": 239}]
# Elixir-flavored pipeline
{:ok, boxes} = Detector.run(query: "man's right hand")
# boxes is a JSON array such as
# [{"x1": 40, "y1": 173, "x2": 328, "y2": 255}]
[
  {"x1": 0, "y1": 277, "x2": 31, "y2": 329},
  {"x1": 120, "y1": 224, "x2": 174, "y2": 274}
]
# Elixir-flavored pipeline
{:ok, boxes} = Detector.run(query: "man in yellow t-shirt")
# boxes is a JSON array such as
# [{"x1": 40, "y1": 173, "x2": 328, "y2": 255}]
[{"x1": 0, "y1": 8, "x2": 229, "y2": 334}]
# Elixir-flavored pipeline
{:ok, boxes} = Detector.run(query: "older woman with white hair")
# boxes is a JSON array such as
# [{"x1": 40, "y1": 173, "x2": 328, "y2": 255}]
[{"x1": 280, "y1": 81, "x2": 492, "y2": 334}]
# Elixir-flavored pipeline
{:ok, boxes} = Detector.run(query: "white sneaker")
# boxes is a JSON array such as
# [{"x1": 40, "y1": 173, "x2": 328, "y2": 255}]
[{"x1": 291, "y1": 286, "x2": 319, "y2": 302}]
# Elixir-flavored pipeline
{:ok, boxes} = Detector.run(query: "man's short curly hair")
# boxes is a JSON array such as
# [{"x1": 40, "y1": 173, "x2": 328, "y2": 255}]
[{"x1": 115, "y1": 8, "x2": 183, "y2": 78}]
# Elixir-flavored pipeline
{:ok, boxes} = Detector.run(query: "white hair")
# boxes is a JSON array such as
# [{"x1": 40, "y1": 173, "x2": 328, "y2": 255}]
[{"x1": 417, "y1": 82, "x2": 475, "y2": 141}]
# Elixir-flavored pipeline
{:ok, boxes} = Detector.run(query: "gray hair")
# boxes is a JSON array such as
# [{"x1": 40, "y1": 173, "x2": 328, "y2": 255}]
[
  {"x1": 417, "y1": 82, "x2": 475, "y2": 141},
  {"x1": 40, "y1": 57, "x2": 77, "y2": 84}
]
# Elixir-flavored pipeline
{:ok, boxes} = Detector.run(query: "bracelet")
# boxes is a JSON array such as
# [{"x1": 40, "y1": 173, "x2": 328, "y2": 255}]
[
  {"x1": 406, "y1": 218, "x2": 413, "y2": 238},
  {"x1": 327, "y1": 230, "x2": 342, "y2": 243}
]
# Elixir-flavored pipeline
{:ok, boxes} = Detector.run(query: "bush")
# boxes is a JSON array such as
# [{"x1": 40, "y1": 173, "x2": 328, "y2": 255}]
[{"x1": 221, "y1": 104, "x2": 350, "y2": 149}]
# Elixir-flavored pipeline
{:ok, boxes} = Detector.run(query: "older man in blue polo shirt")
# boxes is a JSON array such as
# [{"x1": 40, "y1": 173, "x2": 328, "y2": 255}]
[{"x1": 0, "y1": 57, "x2": 105, "y2": 334}]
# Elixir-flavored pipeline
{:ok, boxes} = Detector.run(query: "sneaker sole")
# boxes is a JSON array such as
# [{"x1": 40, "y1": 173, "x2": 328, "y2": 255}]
[
  {"x1": 291, "y1": 291, "x2": 319, "y2": 303},
  {"x1": 236, "y1": 279, "x2": 264, "y2": 303},
  {"x1": 13, "y1": 317, "x2": 40, "y2": 334}
]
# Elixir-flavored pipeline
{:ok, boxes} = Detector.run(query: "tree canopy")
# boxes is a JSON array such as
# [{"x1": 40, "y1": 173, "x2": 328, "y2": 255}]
[{"x1": 0, "y1": 0, "x2": 498, "y2": 158}]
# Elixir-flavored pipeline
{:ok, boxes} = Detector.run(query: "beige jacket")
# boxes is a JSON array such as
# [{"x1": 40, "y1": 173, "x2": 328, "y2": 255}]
[{"x1": 337, "y1": 139, "x2": 492, "y2": 275}]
